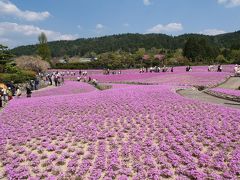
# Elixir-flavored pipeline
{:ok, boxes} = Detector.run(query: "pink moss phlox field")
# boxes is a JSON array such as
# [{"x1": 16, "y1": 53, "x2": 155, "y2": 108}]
[
  {"x1": 0, "y1": 81, "x2": 240, "y2": 179},
  {"x1": 32, "y1": 81, "x2": 97, "y2": 98},
  {"x1": 211, "y1": 88, "x2": 240, "y2": 97},
  {"x1": 72, "y1": 65, "x2": 232, "y2": 87},
  {"x1": 52, "y1": 65, "x2": 234, "y2": 86}
]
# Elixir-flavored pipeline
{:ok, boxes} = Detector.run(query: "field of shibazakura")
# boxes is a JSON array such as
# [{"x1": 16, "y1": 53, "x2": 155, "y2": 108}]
[{"x1": 0, "y1": 65, "x2": 239, "y2": 179}]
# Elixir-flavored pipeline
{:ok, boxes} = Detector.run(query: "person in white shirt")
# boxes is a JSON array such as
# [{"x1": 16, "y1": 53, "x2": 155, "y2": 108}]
[{"x1": 16, "y1": 87, "x2": 22, "y2": 98}]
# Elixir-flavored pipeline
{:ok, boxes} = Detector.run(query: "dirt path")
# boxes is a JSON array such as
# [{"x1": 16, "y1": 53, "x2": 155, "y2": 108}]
[
  {"x1": 217, "y1": 76, "x2": 240, "y2": 89},
  {"x1": 178, "y1": 88, "x2": 240, "y2": 109}
]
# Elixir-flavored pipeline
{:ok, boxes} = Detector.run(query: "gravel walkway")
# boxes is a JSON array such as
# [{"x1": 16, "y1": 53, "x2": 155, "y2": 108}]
[
  {"x1": 178, "y1": 88, "x2": 240, "y2": 109},
  {"x1": 217, "y1": 76, "x2": 240, "y2": 89}
]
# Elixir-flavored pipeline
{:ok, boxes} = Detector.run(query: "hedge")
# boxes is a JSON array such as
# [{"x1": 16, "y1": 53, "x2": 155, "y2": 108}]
[{"x1": 0, "y1": 70, "x2": 36, "y2": 84}]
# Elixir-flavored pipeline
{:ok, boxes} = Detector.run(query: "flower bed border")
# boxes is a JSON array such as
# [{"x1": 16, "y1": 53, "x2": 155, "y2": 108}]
[{"x1": 204, "y1": 89, "x2": 240, "y2": 103}]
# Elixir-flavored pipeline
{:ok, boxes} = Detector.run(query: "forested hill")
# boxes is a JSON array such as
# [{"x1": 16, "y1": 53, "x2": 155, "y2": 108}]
[{"x1": 11, "y1": 31, "x2": 240, "y2": 57}]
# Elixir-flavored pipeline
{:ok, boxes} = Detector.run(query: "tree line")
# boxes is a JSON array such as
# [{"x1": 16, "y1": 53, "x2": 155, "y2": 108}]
[
  {"x1": 3, "y1": 31, "x2": 240, "y2": 70},
  {"x1": 11, "y1": 31, "x2": 240, "y2": 57}
]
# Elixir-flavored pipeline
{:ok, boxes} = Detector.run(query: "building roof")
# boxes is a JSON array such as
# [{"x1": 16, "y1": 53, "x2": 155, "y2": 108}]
[
  {"x1": 154, "y1": 54, "x2": 165, "y2": 61},
  {"x1": 142, "y1": 54, "x2": 165, "y2": 61},
  {"x1": 142, "y1": 54, "x2": 150, "y2": 60}
]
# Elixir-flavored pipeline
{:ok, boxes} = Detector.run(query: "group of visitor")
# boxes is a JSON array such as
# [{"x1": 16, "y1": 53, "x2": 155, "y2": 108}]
[
  {"x1": 217, "y1": 64, "x2": 223, "y2": 72},
  {"x1": 77, "y1": 70, "x2": 88, "y2": 81},
  {"x1": 103, "y1": 69, "x2": 121, "y2": 75},
  {"x1": 186, "y1": 65, "x2": 192, "y2": 72},
  {"x1": 0, "y1": 82, "x2": 22, "y2": 107},
  {"x1": 76, "y1": 74, "x2": 98, "y2": 85},
  {"x1": 45, "y1": 72, "x2": 65, "y2": 87},
  {"x1": 139, "y1": 66, "x2": 174, "y2": 73},
  {"x1": 208, "y1": 64, "x2": 223, "y2": 72}
]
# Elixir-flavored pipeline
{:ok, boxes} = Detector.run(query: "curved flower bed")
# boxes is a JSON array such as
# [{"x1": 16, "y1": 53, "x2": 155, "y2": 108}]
[
  {"x1": 210, "y1": 88, "x2": 240, "y2": 97},
  {"x1": 206, "y1": 88, "x2": 240, "y2": 103},
  {"x1": 32, "y1": 81, "x2": 97, "y2": 98},
  {"x1": 205, "y1": 88, "x2": 240, "y2": 102},
  {"x1": 0, "y1": 85, "x2": 239, "y2": 179}
]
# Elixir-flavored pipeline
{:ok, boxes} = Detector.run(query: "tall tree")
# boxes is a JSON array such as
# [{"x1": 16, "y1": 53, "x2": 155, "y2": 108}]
[{"x1": 37, "y1": 32, "x2": 51, "y2": 62}]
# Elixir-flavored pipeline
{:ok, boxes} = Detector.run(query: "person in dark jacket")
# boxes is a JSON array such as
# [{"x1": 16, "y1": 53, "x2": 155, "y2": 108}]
[
  {"x1": 26, "y1": 87, "x2": 32, "y2": 98},
  {"x1": 34, "y1": 78, "x2": 39, "y2": 90},
  {"x1": 0, "y1": 88, "x2": 3, "y2": 107}
]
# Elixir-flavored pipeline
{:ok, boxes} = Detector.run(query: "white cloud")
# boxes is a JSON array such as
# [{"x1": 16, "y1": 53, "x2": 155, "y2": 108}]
[
  {"x1": 143, "y1": 0, "x2": 151, "y2": 6},
  {"x1": 0, "y1": 0, "x2": 50, "y2": 21},
  {"x1": 123, "y1": 23, "x2": 130, "y2": 27},
  {"x1": 96, "y1": 24, "x2": 104, "y2": 30},
  {"x1": 217, "y1": 0, "x2": 240, "y2": 7},
  {"x1": 77, "y1": 25, "x2": 82, "y2": 29},
  {"x1": 147, "y1": 23, "x2": 183, "y2": 33},
  {"x1": 0, "y1": 22, "x2": 78, "y2": 47},
  {"x1": 199, "y1": 29, "x2": 226, "y2": 35}
]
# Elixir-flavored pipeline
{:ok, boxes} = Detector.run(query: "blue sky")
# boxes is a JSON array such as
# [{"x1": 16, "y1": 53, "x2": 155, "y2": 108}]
[{"x1": 0, "y1": 0, "x2": 240, "y2": 48}]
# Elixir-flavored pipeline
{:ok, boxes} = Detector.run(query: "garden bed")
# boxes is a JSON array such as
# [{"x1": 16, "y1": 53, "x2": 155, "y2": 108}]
[{"x1": 205, "y1": 88, "x2": 240, "y2": 103}]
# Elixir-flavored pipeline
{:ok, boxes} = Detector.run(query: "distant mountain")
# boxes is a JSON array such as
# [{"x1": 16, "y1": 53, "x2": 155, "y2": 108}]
[{"x1": 11, "y1": 31, "x2": 240, "y2": 57}]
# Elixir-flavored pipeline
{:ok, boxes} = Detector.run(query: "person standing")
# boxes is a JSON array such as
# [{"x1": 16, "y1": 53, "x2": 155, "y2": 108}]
[
  {"x1": 29, "y1": 80, "x2": 34, "y2": 90},
  {"x1": 16, "y1": 87, "x2": 22, "y2": 98},
  {"x1": 0, "y1": 88, "x2": 3, "y2": 107},
  {"x1": 61, "y1": 76, "x2": 65, "y2": 85},
  {"x1": 26, "y1": 87, "x2": 32, "y2": 98},
  {"x1": 88, "y1": 77, "x2": 92, "y2": 82},
  {"x1": 54, "y1": 75, "x2": 58, "y2": 86},
  {"x1": 217, "y1": 64, "x2": 222, "y2": 72},
  {"x1": 34, "y1": 78, "x2": 39, "y2": 90},
  {"x1": 7, "y1": 87, "x2": 13, "y2": 101},
  {"x1": 2, "y1": 88, "x2": 7, "y2": 102}
]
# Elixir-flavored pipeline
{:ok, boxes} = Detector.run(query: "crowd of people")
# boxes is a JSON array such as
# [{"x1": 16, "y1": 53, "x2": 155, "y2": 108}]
[
  {"x1": 45, "y1": 72, "x2": 65, "y2": 87},
  {"x1": 207, "y1": 64, "x2": 223, "y2": 72},
  {"x1": 103, "y1": 69, "x2": 122, "y2": 75},
  {"x1": 0, "y1": 72, "x2": 66, "y2": 107},
  {"x1": 75, "y1": 70, "x2": 98, "y2": 86},
  {"x1": 139, "y1": 66, "x2": 174, "y2": 73},
  {"x1": 0, "y1": 82, "x2": 22, "y2": 107}
]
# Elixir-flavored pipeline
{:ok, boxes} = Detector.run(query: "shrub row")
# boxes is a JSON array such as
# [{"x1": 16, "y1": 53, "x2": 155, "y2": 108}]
[{"x1": 0, "y1": 70, "x2": 36, "y2": 84}]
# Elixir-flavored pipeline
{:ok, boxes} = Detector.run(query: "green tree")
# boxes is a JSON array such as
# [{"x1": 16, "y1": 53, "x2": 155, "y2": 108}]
[
  {"x1": 135, "y1": 48, "x2": 145, "y2": 59},
  {"x1": 0, "y1": 44, "x2": 14, "y2": 62},
  {"x1": 230, "y1": 50, "x2": 240, "y2": 64},
  {"x1": 183, "y1": 37, "x2": 219, "y2": 62},
  {"x1": 216, "y1": 55, "x2": 228, "y2": 64},
  {"x1": 37, "y1": 32, "x2": 51, "y2": 62},
  {"x1": 183, "y1": 37, "x2": 200, "y2": 61}
]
